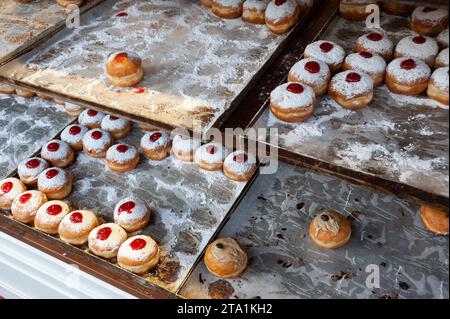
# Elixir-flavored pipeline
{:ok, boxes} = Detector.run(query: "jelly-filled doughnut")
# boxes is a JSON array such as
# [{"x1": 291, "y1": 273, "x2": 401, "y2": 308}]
[
  {"x1": 114, "y1": 197, "x2": 151, "y2": 232},
  {"x1": 420, "y1": 206, "x2": 449, "y2": 236},
  {"x1": 11, "y1": 190, "x2": 47, "y2": 224},
  {"x1": 339, "y1": 0, "x2": 379, "y2": 21},
  {"x1": 194, "y1": 142, "x2": 227, "y2": 171},
  {"x1": 242, "y1": 0, "x2": 270, "y2": 24},
  {"x1": 58, "y1": 210, "x2": 99, "y2": 246},
  {"x1": 270, "y1": 82, "x2": 316, "y2": 122},
  {"x1": 288, "y1": 58, "x2": 331, "y2": 96},
  {"x1": 37, "y1": 167, "x2": 73, "y2": 200},
  {"x1": 34, "y1": 200, "x2": 71, "y2": 235},
  {"x1": 106, "y1": 144, "x2": 140, "y2": 172},
  {"x1": 0, "y1": 83, "x2": 15, "y2": 94},
  {"x1": 212, "y1": 0, "x2": 244, "y2": 19},
  {"x1": 18, "y1": 157, "x2": 49, "y2": 187},
  {"x1": 355, "y1": 32, "x2": 394, "y2": 61},
  {"x1": 395, "y1": 35, "x2": 439, "y2": 67},
  {"x1": 117, "y1": 235, "x2": 161, "y2": 274},
  {"x1": 140, "y1": 130, "x2": 172, "y2": 161},
  {"x1": 101, "y1": 115, "x2": 131, "y2": 139},
  {"x1": 437, "y1": 28, "x2": 449, "y2": 49},
  {"x1": 60, "y1": 124, "x2": 89, "y2": 151},
  {"x1": 385, "y1": 57, "x2": 431, "y2": 95},
  {"x1": 223, "y1": 151, "x2": 257, "y2": 182},
  {"x1": 172, "y1": 135, "x2": 202, "y2": 162},
  {"x1": 78, "y1": 109, "x2": 105, "y2": 129},
  {"x1": 435, "y1": 48, "x2": 449, "y2": 68},
  {"x1": 0, "y1": 178, "x2": 27, "y2": 210},
  {"x1": 411, "y1": 6, "x2": 449, "y2": 37},
  {"x1": 428, "y1": 67, "x2": 449, "y2": 105},
  {"x1": 304, "y1": 40, "x2": 346, "y2": 73},
  {"x1": 381, "y1": 0, "x2": 415, "y2": 16},
  {"x1": 265, "y1": 0, "x2": 300, "y2": 35},
  {"x1": 328, "y1": 70, "x2": 374, "y2": 110},
  {"x1": 41, "y1": 140, "x2": 75, "y2": 168},
  {"x1": 204, "y1": 237, "x2": 248, "y2": 278},
  {"x1": 343, "y1": 51, "x2": 387, "y2": 87},
  {"x1": 309, "y1": 210, "x2": 351, "y2": 249},
  {"x1": 88, "y1": 223, "x2": 127, "y2": 259},
  {"x1": 105, "y1": 51, "x2": 144, "y2": 87},
  {"x1": 64, "y1": 102, "x2": 84, "y2": 118},
  {"x1": 82, "y1": 129, "x2": 113, "y2": 158}
]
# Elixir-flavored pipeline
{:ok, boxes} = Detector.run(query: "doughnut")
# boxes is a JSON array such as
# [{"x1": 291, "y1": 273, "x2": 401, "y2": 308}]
[
  {"x1": 56, "y1": 0, "x2": 85, "y2": 7},
  {"x1": 82, "y1": 129, "x2": 113, "y2": 158},
  {"x1": 385, "y1": 57, "x2": 431, "y2": 95},
  {"x1": 427, "y1": 67, "x2": 449, "y2": 105},
  {"x1": 265, "y1": 0, "x2": 300, "y2": 35},
  {"x1": 420, "y1": 206, "x2": 449, "y2": 236},
  {"x1": 242, "y1": 0, "x2": 270, "y2": 24},
  {"x1": 435, "y1": 48, "x2": 449, "y2": 68},
  {"x1": 78, "y1": 109, "x2": 105, "y2": 129},
  {"x1": 11, "y1": 190, "x2": 47, "y2": 224},
  {"x1": 58, "y1": 210, "x2": 99, "y2": 246},
  {"x1": 172, "y1": 135, "x2": 202, "y2": 162},
  {"x1": 355, "y1": 32, "x2": 394, "y2": 61},
  {"x1": 394, "y1": 35, "x2": 439, "y2": 67},
  {"x1": 223, "y1": 151, "x2": 257, "y2": 182},
  {"x1": 288, "y1": 58, "x2": 331, "y2": 96},
  {"x1": 309, "y1": 210, "x2": 351, "y2": 249},
  {"x1": 339, "y1": 0, "x2": 379, "y2": 21},
  {"x1": 304, "y1": 40, "x2": 346, "y2": 73},
  {"x1": 106, "y1": 144, "x2": 140, "y2": 173},
  {"x1": 101, "y1": 115, "x2": 131, "y2": 139},
  {"x1": 194, "y1": 143, "x2": 227, "y2": 171},
  {"x1": 37, "y1": 167, "x2": 73, "y2": 200},
  {"x1": 34, "y1": 200, "x2": 71, "y2": 235},
  {"x1": 437, "y1": 28, "x2": 449, "y2": 49},
  {"x1": 201, "y1": 0, "x2": 213, "y2": 7},
  {"x1": 381, "y1": 0, "x2": 414, "y2": 16},
  {"x1": 18, "y1": 157, "x2": 49, "y2": 187},
  {"x1": 270, "y1": 82, "x2": 316, "y2": 121},
  {"x1": 88, "y1": 223, "x2": 127, "y2": 259},
  {"x1": 328, "y1": 70, "x2": 374, "y2": 110},
  {"x1": 60, "y1": 124, "x2": 89, "y2": 151},
  {"x1": 114, "y1": 197, "x2": 151, "y2": 232},
  {"x1": 343, "y1": 51, "x2": 387, "y2": 87},
  {"x1": 117, "y1": 235, "x2": 160, "y2": 274},
  {"x1": 0, "y1": 178, "x2": 27, "y2": 210},
  {"x1": 15, "y1": 88, "x2": 35, "y2": 98},
  {"x1": 211, "y1": 0, "x2": 244, "y2": 19},
  {"x1": 0, "y1": 83, "x2": 15, "y2": 95},
  {"x1": 411, "y1": 6, "x2": 449, "y2": 37},
  {"x1": 64, "y1": 102, "x2": 84, "y2": 118},
  {"x1": 140, "y1": 130, "x2": 172, "y2": 161},
  {"x1": 105, "y1": 51, "x2": 144, "y2": 87},
  {"x1": 204, "y1": 237, "x2": 248, "y2": 278},
  {"x1": 41, "y1": 140, "x2": 75, "y2": 168}
]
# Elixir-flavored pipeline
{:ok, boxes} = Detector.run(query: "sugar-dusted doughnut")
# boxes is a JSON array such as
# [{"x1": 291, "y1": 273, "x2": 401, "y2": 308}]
[
  {"x1": 204, "y1": 237, "x2": 248, "y2": 278},
  {"x1": 194, "y1": 143, "x2": 227, "y2": 171},
  {"x1": 101, "y1": 115, "x2": 131, "y2": 139},
  {"x1": 212, "y1": 0, "x2": 244, "y2": 19},
  {"x1": 242, "y1": 0, "x2": 270, "y2": 24},
  {"x1": 172, "y1": 135, "x2": 202, "y2": 162},
  {"x1": 328, "y1": 70, "x2": 374, "y2": 110},
  {"x1": 411, "y1": 6, "x2": 449, "y2": 37},
  {"x1": 64, "y1": 102, "x2": 84, "y2": 118},
  {"x1": 34, "y1": 200, "x2": 71, "y2": 235},
  {"x1": 355, "y1": 31, "x2": 394, "y2": 61},
  {"x1": 82, "y1": 129, "x2": 113, "y2": 158},
  {"x1": 88, "y1": 223, "x2": 127, "y2": 259},
  {"x1": 385, "y1": 57, "x2": 431, "y2": 95},
  {"x1": 437, "y1": 28, "x2": 449, "y2": 49},
  {"x1": 140, "y1": 130, "x2": 172, "y2": 161},
  {"x1": 223, "y1": 150, "x2": 257, "y2": 182},
  {"x1": 58, "y1": 210, "x2": 99, "y2": 246},
  {"x1": 60, "y1": 124, "x2": 89, "y2": 152},
  {"x1": 270, "y1": 82, "x2": 316, "y2": 121},
  {"x1": 105, "y1": 51, "x2": 144, "y2": 87},
  {"x1": 106, "y1": 144, "x2": 140, "y2": 172},
  {"x1": 288, "y1": 58, "x2": 331, "y2": 96},
  {"x1": 381, "y1": 0, "x2": 415, "y2": 16},
  {"x1": 37, "y1": 167, "x2": 73, "y2": 200},
  {"x1": 435, "y1": 48, "x2": 449, "y2": 68},
  {"x1": 117, "y1": 235, "x2": 160, "y2": 274},
  {"x1": 427, "y1": 67, "x2": 449, "y2": 105},
  {"x1": 114, "y1": 197, "x2": 151, "y2": 232},
  {"x1": 41, "y1": 140, "x2": 75, "y2": 168},
  {"x1": 265, "y1": 0, "x2": 300, "y2": 35},
  {"x1": 78, "y1": 109, "x2": 105, "y2": 129},
  {"x1": 395, "y1": 35, "x2": 439, "y2": 67},
  {"x1": 343, "y1": 51, "x2": 387, "y2": 87},
  {"x1": 11, "y1": 190, "x2": 47, "y2": 224},
  {"x1": 304, "y1": 40, "x2": 346, "y2": 73},
  {"x1": 17, "y1": 157, "x2": 49, "y2": 187},
  {"x1": 309, "y1": 210, "x2": 351, "y2": 249},
  {"x1": 0, "y1": 178, "x2": 27, "y2": 210}
]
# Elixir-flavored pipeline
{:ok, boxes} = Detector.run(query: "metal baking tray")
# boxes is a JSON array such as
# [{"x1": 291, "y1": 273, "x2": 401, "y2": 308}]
[
  {"x1": 179, "y1": 161, "x2": 449, "y2": 299},
  {"x1": 0, "y1": 93, "x2": 73, "y2": 178}
]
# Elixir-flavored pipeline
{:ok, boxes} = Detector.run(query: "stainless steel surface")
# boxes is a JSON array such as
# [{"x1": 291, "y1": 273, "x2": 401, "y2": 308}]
[
  {"x1": 252, "y1": 13, "x2": 449, "y2": 198},
  {"x1": 180, "y1": 162, "x2": 449, "y2": 299}
]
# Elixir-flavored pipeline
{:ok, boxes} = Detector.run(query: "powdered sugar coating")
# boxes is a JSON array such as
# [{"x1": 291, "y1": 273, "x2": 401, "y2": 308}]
[
  {"x1": 118, "y1": 235, "x2": 158, "y2": 263},
  {"x1": 289, "y1": 58, "x2": 331, "y2": 86},
  {"x1": 38, "y1": 167, "x2": 70, "y2": 190},
  {"x1": 82, "y1": 129, "x2": 112, "y2": 152},
  {"x1": 140, "y1": 130, "x2": 171, "y2": 151},
  {"x1": 61, "y1": 124, "x2": 89, "y2": 145},
  {"x1": 18, "y1": 158, "x2": 49, "y2": 182},
  {"x1": 106, "y1": 144, "x2": 138, "y2": 164},
  {"x1": 386, "y1": 57, "x2": 431, "y2": 84},
  {"x1": 11, "y1": 190, "x2": 47, "y2": 217},
  {"x1": 114, "y1": 197, "x2": 150, "y2": 225},
  {"x1": 41, "y1": 140, "x2": 72, "y2": 161},
  {"x1": 78, "y1": 109, "x2": 105, "y2": 127},
  {"x1": 244, "y1": 0, "x2": 269, "y2": 11},
  {"x1": 356, "y1": 32, "x2": 394, "y2": 57},
  {"x1": 88, "y1": 223, "x2": 127, "y2": 253},
  {"x1": 329, "y1": 70, "x2": 373, "y2": 98},
  {"x1": 436, "y1": 48, "x2": 449, "y2": 66},
  {"x1": 265, "y1": 0, "x2": 297, "y2": 22},
  {"x1": 437, "y1": 29, "x2": 449, "y2": 48},
  {"x1": 412, "y1": 6, "x2": 448, "y2": 24},
  {"x1": 101, "y1": 115, "x2": 130, "y2": 132},
  {"x1": 224, "y1": 150, "x2": 257, "y2": 176},
  {"x1": 0, "y1": 178, "x2": 25, "y2": 205},
  {"x1": 35, "y1": 200, "x2": 70, "y2": 228},
  {"x1": 59, "y1": 210, "x2": 98, "y2": 235},
  {"x1": 345, "y1": 52, "x2": 387, "y2": 75},
  {"x1": 270, "y1": 82, "x2": 315, "y2": 109},
  {"x1": 395, "y1": 36, "x2": 439, "y2": 62},
  {"x1": 430, "y1": 67, "x2": 449, "y2": 91},
  {"x1": 172, "y1": 135, "x2": 201, "y2": 154},
  {"x1": 304, "y1": 40, "x2": 345, "y2": 67},
  {"x1": 194, "y1": 143, "x2": 227, "y2": 164}
]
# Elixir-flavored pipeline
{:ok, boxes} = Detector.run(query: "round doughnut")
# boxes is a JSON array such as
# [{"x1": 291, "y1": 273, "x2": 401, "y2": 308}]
[
  {"x1": 58, "y1": 210, "x2": 99, "y2": 246},
  {"x1": 411, "y1": 6, "x2": 449, "y2": 37},
  {"x1": 0, "y1": 83, "x2": 15, "y2": 95},
  {"x1": 309, "y1": 210, "x2": 351, "y2": 249},
  {"x1": 172, "y1": 135, "x2": 202, "y2": 162},
  {"x1": 114, "y1": 197, "x2": 151, "y2": 232},
  {"x1": 117, "y1": 235, "x2": 160, "y2": 274},
  {"x1": 78, "y1": 109, "x2": 105, "y2": 129},
  {"x1": 288, "y1": 58, "x2": 331, "y2": 96},
  {"x1": 385, "y1": 57, "x2": 431, "y2": 95},
  {"x1": 355, "y1": 32, "x2": 394, "y2": 61},
  {"x1": 339, "y1": 0, "x2": 379, "y2": 21},
  {"x1": 204, "y1": 237, "x2": 248, "y2": 278},
  {"x1": 11, "y1": 190, "x2": 47, "y2": 224},
  {"x1": 60, "y1": 124, "x2": 89, "y2": 151},
  {"x1": 381, "y1": 0, "x2": 415, "y2": 16},
  {"x1": 37, "y1": 167, "x2": 73, "y2": 200},
  {"x1": 212, "y1": 0, "x2": 244, "y2": 19},
  {"x1": 82, "y1": 129, "x2": 113, "y2": 158},
  {"x1": 343, "y1": 51, "x2": 387, "y2": 87},
  {"x1": 427, "y1": 67, "x2": 449, "y2": 105},
  {"x1": 265, "y1": 0, "x2": 300, "y2": 35},
  {"x1": 18, "y1": 157, "x2": 49, "y2": 187},
  {"x1": 64, "y1": 102, "x2": 84, "y2": 118},
  {"x1": 101, "y1": 115, "x2": 131, "y2": 139},
  {"x1": 435, "y1": 48, "x2": 449, "y2": 68},
  {"x1": 15, "y1": 88, "x2": 35, "y2": 98},
  {"x1": 140, "y1": 130, "x2": 172, "y2": 161},
  {"x1": 223, "y1": 150, "x2": 257, "y2": 182},
  {"x1": 420, "y1": 206, "x2": 449, "y2": 235},
  {"x1": 34, "y1": 200, "x2": 71, "y2": 235},
  {"x1": 105, "y1": 51, "x2": 144, "y2": 87},
  {"x1": 328, "y1": 70, "x2": 374, "y2": 110},
  {"x1": 304, "y1": 40, "x2": 346, "y2": 73},
  {"x1": 437, "y1": 28, "x2": 449, "y2": 49},
  {"x1": 201, "y1": 0, "x2": 213, "y2": 7},
  {"x1": 56, "y1": 0, "x2": 85, "y2": 7},
  {"x1": 88, "y1": 223, "x2": 127, "y2": 259},
  {"x1": 194, "y1": 143, "x2": 227, "y2": 171},
  {"x1": 242, "y1": 0, "x2": 270, "y2": 24},
  {"x1": 0, "y1": 178, "x2": 27, "y2": 210},
  {"x1": 41, "y1": 140, "x2": 75, "y2": 168},
  {"x1": 106, "y1": 144, "x2": 140, "y2": 172},
  {"x1": 395, "y1": 35, "x2": 439, "y2": 67},
  {"x1": 270, "y1": 82, "x2": 316, "y2": 121}
]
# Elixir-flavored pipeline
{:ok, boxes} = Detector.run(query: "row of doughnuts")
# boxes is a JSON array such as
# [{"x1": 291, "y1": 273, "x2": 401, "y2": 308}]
[
  {"x1": 201, "y1": 0, "x2": 313, "y2": 35},
  {"x1": 14, "y1": 0, "x2": 85, "y2": 8}
]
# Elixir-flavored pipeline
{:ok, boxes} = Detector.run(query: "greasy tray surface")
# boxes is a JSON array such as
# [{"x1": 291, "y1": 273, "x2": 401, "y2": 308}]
[
  {"x1": 0, "y1": 93, "x2": 72, "y2": 178},
  {"x1": 0, "y1": 0, "x2": 287, "y2": 131},
  {"x1": 180, "y1": 162, "x2": 449, "y2": 299}
]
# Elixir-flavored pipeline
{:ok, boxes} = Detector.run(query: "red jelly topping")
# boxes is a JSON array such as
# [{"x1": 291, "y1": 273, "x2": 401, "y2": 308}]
[
  {"x1": 70, "y1": 212, "x2": 83, "y2": 223},
  {"x1": 413, "y1": 36, "x2": 426, "y2": 44},
  {"x1": 150, "y1": 132, "x2": 162, "y2": 142},
  {"x1": 91, "y1": 130, "x2": 103, "y2": 140},
  {"x1": 45, "y1": 169, "x2": 59, "y2": 179},
  {"x1": 114, "y1": 52, "x2": 128, "y2": 64},
  {"x1": 118, "y1": 201, "x2": 135, "y2": 215},
  {"x1": 130, "y1": 238, "x2": 147, "y2": 250},
  {"x1": 206, "y1": 145, "x2": 217, "y2": 154},
  {"x1": 287, "y1": 83, "x2": 304, "y2": 94},
  {"x1": 116, "y1": 144, "x2": 128, "y2": 153},
  {"x1": 135, "y1": 88, "x2": 145, "y2": 94},
  {"x1": 320, "y1": 42, "x2": 334, "y2": 53},
  {"x1": 19, "y1": 193, "x2": 32, "y2": 204},
  {"x1": 233, "y1": 153, "x2": 248, "y2": 163},
  {"x1": 359, "y1": 51, "x2": 373, "y2": 59},
  {"x1": 109, "y1": 115, "x2": 119, "y2": 121},
  {"x1": 26, "y1": 159, "x2": 40, "y2": 169},
  {"x1": 1, "y1": 182, "x2": 13, "y2": 194},
  {"x1": 367, "y1": 33, "x2": 383, "y2": 41},
  {"x1": 69, "y1": 126, "x2": 81, "y2": 135},
  {"x1": 400, "y1": 59, "x2": 416, "y2": 70},
  {"x1": 47, "y1": 204, "x2": 62, "y2": 216},
  {"x1": 96, "y1": 227, "x2": 112, "y2": 241},
  {"x1": 346, "y1": 72, "x2": 361, "y2": 83},
  {"x1": 423, "y1": 7, "x2": 437, "y2": 12},
  {"x1": 47, "y1": 142, "x2": 60, "y2": 152},
  {"x1": 275, "y1": 0, "x2": 286, "y2": 5},
  {"x1": 87, "y1": 109, "x2": 98, "y2": 117},
  {"x1": 305, "y1": 61, "x2": 320, "y2": 74},
  {"x1": 116, "y1": 11, "x2": 128, "y2": 17}
]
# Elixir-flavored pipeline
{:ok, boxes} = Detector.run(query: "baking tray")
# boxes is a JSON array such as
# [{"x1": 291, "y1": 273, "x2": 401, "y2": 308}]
[
  {"x1": 0, "y1": 0, "x2": 320, "y2": 133},
  {"x1": 179, "y1": 161, "x2": 449, "y2": 299},
  {"x1": 245, "y1": 10, "x2": 449, "y2": 207},
  {"x1": 0, "y1": 93, "x2": 73, "y2": 178}
]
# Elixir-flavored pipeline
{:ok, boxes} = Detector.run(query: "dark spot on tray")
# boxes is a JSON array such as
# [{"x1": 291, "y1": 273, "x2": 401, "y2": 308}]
[
  {"x1": 199, "y1": 273, "x2": 205, "y2": 284},
  {"x1": 380, "y1": 262, "x2": 387, "y2": 268},
  {"x1": 298, "y1": 257, "x2": 306, "y2": 267},
  {"x1": 276, "y1": 233, "x2": 285, "y2": 240},
  {"x1": 191, "y1": 209, "x2": 217, "y2": 227},
  {"x1": 367, "y1": 234, "x2": 373, "y2": 240},
  {"x1": 378, "y1": 293, "x2": 399, "y2": 299},
  {"x1": 173, "y1": 230, "x2": 200, "y2": 255},
  {"x1": 156, "y1": 260, "x2": 181, "y2": 284},
  {"x1": 377, "y1": 242, "x2": 384, "y2": 248},
  {"x1": 331, "y1": 271, "x2": 356, "y2": 282},
  {"x1": 297, "y1": 202, "x2": 305, "y2": 210},
  {"x1": 281, "y1": 227, "x2": 287, "y2": 231},
  {"x1": 253, "y1": 296, "x2": 262, "y2": 299},
  {"x1": 208, "y1": 280, "x2": 234, "y2": 300},
  {"x1": 400, "y1": 208, "x2": 406, "y2": 217},
  {"x1": 354, "y1": 198, "x2": 359, "y2": 202},
  {"x1": 277, "y1": 260, "x2": 283, "y2": 265},
  {"x1": 399, "y1": 282, "x2": 410, "y2": 290},
  {"x1": 258, "y1": 196, "x2": 268, "y2": 201},
  {"x1": 282, "y1": 262, "x2": 292, "y2": 269}
]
